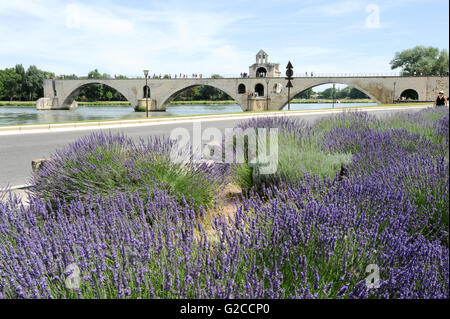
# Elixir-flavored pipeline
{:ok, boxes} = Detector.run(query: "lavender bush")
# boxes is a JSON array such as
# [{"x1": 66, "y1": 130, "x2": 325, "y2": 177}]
[
  {"x1": 0, "y1": 107, "x2": 448, "y2": 299},
  {"x1": 323, "y1": 109, "x2": 449, "y2": 243},
  {"x1": 0, "y1": 175, "x2": 447, "y2": 298},
  {"x1": 29, "y1": 132, "x2": 229, "y2": 211}
]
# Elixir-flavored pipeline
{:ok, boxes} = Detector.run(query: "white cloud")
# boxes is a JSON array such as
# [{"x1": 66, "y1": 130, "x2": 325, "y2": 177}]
[
  {"x1": 0, "y1": 0, "x2": 444, "y2": 77},
  {"x1": 63, "y1": 3, "x2": 134, "y2": 35},
  {"x1": 297, "y1": 0, "x2": 365, "y2": 17},
  {"x1": 0, "y1": 1, "x2": 248, "y2": 76},
  {"x1": 280, "y1": 46, "x2": 339, "y2": 58},
  {"x1": 0, "y1": 0, "x2": 51, "y2": 19}
]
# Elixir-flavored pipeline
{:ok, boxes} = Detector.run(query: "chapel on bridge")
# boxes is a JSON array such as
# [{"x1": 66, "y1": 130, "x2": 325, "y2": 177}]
[{"x1": 249, "y1": 49, "x2": 281, "y2": 78}]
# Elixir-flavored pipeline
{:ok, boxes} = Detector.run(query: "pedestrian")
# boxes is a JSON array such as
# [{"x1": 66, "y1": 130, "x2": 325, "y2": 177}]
[
  {"x1": 435, "y1": 90, "x2": 448, "y2": 107},
  {"x1": 305, "y1": 72, "x2": 308, "y2": 77},
  {"x1": 311, "y1": 72, "x2": 313, "y2": 77}
]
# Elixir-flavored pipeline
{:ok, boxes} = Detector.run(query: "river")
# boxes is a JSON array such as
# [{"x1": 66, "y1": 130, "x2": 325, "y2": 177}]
[{"x1": 0, "y1": 102, "x2": 377, "y2": 126}]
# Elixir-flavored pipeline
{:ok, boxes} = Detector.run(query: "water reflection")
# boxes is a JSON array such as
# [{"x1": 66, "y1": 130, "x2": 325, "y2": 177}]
[{"x1": 0, "y1": 103, "x2": 377, "y2": 126}]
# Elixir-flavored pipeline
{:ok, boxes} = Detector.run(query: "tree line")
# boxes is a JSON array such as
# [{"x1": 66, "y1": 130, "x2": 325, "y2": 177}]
[
  {"x1": 296, "y1": 86, "x2": 370, "y2": 100},
  {"x1": 0, "y1": 65, "x2": 53, "y2": 101}
]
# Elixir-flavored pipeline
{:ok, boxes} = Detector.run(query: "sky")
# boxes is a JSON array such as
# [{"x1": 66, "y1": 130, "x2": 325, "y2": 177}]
[{"x1": 0, "y1": 0, "x2": 449, "y2": 78}]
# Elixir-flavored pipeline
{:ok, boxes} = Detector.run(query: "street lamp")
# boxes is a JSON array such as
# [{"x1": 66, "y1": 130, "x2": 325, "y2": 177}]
[
  {"x1": 143, "y1": 69, "x2": 149, "y2": 118},
  {"x1": 332, "y1": 83, "x2": 336, "y2": 108},
  {"x1": 266, "y1": 79, "x2": 269, "y2": 111},
  {"x1": 393, "y1": 81, "x2": 396, "y2": 103}
]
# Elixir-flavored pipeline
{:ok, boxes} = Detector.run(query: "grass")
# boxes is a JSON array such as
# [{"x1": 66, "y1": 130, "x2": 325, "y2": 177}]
[
  {"x1": 0, "y1": 101, "x2": 35, "y2": 106},
  {"x1": 230, "y1": 124, "x2": 353, "y2": 190},
  {"x1": 0, "y1": 101, "x2": 131, "y2": 106},
  {"x1": 291, "y1": 98, "x2": 374, "y2": 104},
  {"x1": 170, "y1": 100, "x2": 236, "y2": 105},
  {"x1": 77, "y1": 101, "x2": 130, "y2": 105}
]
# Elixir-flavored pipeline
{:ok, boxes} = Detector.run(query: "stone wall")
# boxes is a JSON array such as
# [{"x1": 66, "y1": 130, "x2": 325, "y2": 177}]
[{"x1": 40, "y1": 76, "x2": 449, "y2": 112}]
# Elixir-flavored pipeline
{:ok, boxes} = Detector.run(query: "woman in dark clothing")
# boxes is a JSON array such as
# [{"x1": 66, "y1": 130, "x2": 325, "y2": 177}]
[{"x1": 435, "y1": 90, "x2": 448, "y2": 107}]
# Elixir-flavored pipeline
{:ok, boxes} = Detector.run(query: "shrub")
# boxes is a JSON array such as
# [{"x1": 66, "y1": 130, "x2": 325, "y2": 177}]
[
  {"x1": 230, "y1": 117, "x2": 352, "y2": 189},
  {"x1": 324, "y1": 119, "x2": 449, "y2": 242},
  {"x1": 1, "y1": 108, "x2": 448, "y2": 299},
  {"x1": 29, "y1": 132, "x2": 229, "y2": 211},
  {"x1": 0, "y1": 176, "x2": 447, "y2": 298}
]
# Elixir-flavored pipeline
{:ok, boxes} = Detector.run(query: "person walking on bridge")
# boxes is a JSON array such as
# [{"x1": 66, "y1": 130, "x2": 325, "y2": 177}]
[{"x1": 435, "y1": 90, "x2": 448, "y2": 107}]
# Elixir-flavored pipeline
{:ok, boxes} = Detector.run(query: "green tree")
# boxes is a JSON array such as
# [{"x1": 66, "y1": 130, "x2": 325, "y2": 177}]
[
  {"x1": 0, "y1": 68, "x2": 21, "y2": 101},
  {"x1": 105, "y1": 91, "x2": 113, "y2": 101},
  {"x1": 79, "y1": 69, "x2": 105, "y2": 101},
  {"x1": 336, "y1": 86, "x2": 350, "y2": 99},
  {"x1": 432, "y1": 49, "x2": 449, "y2": 75},
  {"x1": 14, "y1": 64, "x2": 26, "y2": 100},
  {"x1": 296, "y1": 88, "x2": 314, "y2": 99},
  {"x1": 87, "y1": 69, "x2": 102, "y2": 79},
  {"x1": 390, "y1": 46, "x2": 449, "y2": 76},
  {"x1": 0, "y1": 70, "x2": 5, "y2": 99},
  {"x1": 25, "y1": 65, "x2": 46, "y2": 101},
  {"x1": 319, "y1": 88, "x2": 334, "y2": 99},
  {"x1": 348, "y1": 87, "x2": 369, "y2": 99},
  {"x1": 175, "y1": 87, "x2": 200, "y2": 101},
  {"x1": 61, "y1": 74, "x2": 79, "y2": 80}
]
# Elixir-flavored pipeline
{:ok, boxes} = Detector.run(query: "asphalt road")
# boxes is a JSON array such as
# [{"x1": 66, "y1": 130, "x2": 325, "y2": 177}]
[{"x1": 0, "y1": 107, "x2": 427, "y2": 187}]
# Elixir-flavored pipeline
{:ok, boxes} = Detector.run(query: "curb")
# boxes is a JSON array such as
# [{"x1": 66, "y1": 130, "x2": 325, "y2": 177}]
[{"x1": 0, "y1": 105, "x2": 432, "y2": 136}]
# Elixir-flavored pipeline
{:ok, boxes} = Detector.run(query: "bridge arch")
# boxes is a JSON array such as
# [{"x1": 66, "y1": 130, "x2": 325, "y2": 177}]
[
  {"x1": 400, "y1": 88, "x2": 419, "y2": 100},
  {"x1": 255, "y1": 83, "x2": 264, "y2": 96},
  {"x1": 143, "y1": 85, "x2": 150, "y2": 98},
  {"x1": 61, "y1": 80, "x2": 136, "y2": 108},
  {"x1": 158, "y1": 83, "x2": 244, "y2": 110},
  {"x1": 256, "y1": 67, "x2": 267, "y2": 77},
  {"x1": 280, "y1": 80, "x2": 381, "y2": 110},
  {"x1": 238, "y1": 83, "x2": 246, "y2": 94}
]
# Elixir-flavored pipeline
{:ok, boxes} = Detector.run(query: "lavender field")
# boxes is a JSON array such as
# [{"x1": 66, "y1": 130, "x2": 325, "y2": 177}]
[{"x1": 0, "y1": 107, "x2": 448, "y2": 299}]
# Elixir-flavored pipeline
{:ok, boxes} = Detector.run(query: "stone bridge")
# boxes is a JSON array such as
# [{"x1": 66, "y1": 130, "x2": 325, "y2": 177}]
[{"x1": 37, "y1": 75, "x2": 449, "y2": 112}]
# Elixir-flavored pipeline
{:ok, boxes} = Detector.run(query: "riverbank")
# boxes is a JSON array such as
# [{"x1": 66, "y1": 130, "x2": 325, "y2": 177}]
[
  {"x1": 0, "y1": 103, "x2": 433, "y2": 132},
  {"x1": 291, "y1": 98, "x2": 374, "y2": 103},
  {"x1": 1, "y1": 99, "x2": 377, "y2": 107},
  {"x1": 0, "y1": 101, "x2": 131, "y2": 106}
]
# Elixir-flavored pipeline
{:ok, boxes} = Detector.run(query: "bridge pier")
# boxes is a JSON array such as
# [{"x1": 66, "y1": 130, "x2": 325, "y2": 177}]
[
  {"x1": 134, "y1": 99, "x2": 163, "y2": 112},
  {"x1": 36, "y1": 97, "x2": 78, "y2": 110},
  {"x1": 247, "y1": 97, "x2": 270, "y2": 111}
]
